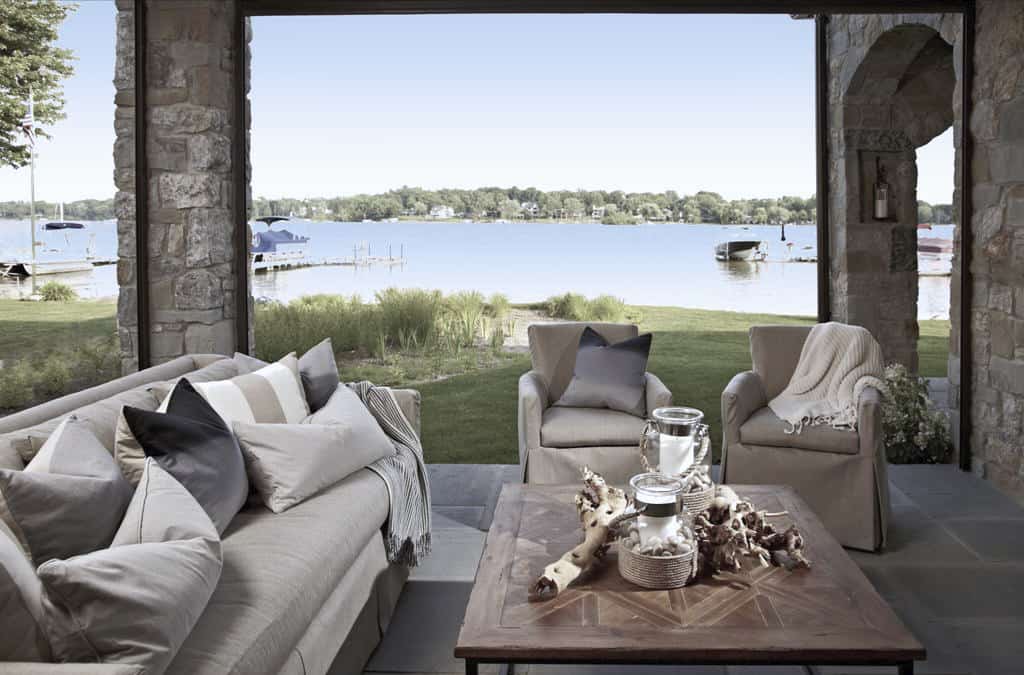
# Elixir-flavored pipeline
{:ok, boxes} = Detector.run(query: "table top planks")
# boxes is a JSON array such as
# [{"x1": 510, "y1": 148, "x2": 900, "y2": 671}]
[{"x1": 455, "y1": 483, "x2": 925, "y2": 666}]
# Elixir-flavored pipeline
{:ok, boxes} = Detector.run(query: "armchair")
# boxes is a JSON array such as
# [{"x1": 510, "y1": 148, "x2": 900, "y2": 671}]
[
  {"x1": 518, "y1": 322, "x2": 672, "y2": 484},
  {"x1": 720, "y1": 325, "x2": 890, "y2": 551}
]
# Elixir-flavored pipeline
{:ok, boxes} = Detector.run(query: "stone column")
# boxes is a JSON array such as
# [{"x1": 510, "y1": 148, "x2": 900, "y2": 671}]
[{"x1": 115, "y1": 0, "x2": 249, "y2": 368}]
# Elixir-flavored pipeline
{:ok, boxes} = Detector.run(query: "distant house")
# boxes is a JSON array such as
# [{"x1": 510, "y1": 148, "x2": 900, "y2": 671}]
[
  {"x1": 429, "y1": 205, "x2": 455, "y2": 219},
  {"x1": 591, "y1": 206, "x2": 606, "y2": 219},
  {"x1": 521, "y1": 201, "x2": 540, "y2": 217}
]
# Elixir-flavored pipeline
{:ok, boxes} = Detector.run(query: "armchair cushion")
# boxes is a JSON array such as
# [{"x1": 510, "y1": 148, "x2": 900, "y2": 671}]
[
  {"x1": 541, "y1": 407, "x2": 647, "y2": 448},
  {"x1": 554, "y1": 327, "x2": 651, "y2": 416},
  {"x1": 739, "y1": 407, "x2": 860, "y2": 455},
  {"x1": 644, "y1": 372, "x2": 672, "y2": 415},
  {"x1": 749, "y1": 325, "x2": 812, "y2": 400},
  {"x1": 528, "y1": 322, "x2": 639, "y2": 404}
]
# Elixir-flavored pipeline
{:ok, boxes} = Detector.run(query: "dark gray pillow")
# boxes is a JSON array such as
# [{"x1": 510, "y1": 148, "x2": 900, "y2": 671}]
[
  {"x1": 554, "y1": 327, "x2": 652, "y2": 416},
  {"x1": 233, "y1": 338, "x2": 339, "y2": 412},
  {"x1": 122, "y1": 379, "x2": 248, "y2": 535},
  {"x1": 0, "y1": 417, "x2": 133, "y2": 566}
]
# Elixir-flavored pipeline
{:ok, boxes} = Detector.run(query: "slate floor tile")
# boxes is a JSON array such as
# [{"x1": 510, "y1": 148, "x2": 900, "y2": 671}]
[
  {"x1": 942, "y1": 519, "x2": 1024, "y2": 562},
  {"x1": 433, "y1": 506, "x2": 486, "y2": 530},
  {"x1": 411, "y1": 527, "x2": 485, "y2": 583},
  {"x1": 881, "y1": 566, "x2": 1024, "y2": 620}
]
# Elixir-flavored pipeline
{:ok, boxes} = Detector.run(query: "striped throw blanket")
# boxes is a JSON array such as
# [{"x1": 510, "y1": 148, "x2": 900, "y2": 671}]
[
  {"x1": 768, "y1": 322, "x2": 886, "y2": 434},
  {"x1": 348, "y1": 381, "x2": 432, "y2": 566}
]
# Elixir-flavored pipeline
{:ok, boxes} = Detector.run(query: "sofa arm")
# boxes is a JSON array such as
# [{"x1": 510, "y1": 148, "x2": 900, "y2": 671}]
[
  {"x1": 392, "y1": 388, "x2": 421, "y2": 437},
  {"x1": 857, "y1": 385, "x2": 884, "y2": 457},
  {"x1": 644, "y1": 372, "x2": 672, "y2": 415},
  {"x1": 518, "y1": 371, "x2": 548, "y2": 466},
  {"x1": 0, "y1": 666, "x2": 143, "y2": 675},
  {"x1": 721, "y1": 371, "x2": 767, "y2": 445}
]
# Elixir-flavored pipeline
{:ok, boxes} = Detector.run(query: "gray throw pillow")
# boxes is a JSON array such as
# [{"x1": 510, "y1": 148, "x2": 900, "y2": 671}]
[
  {"x1": 0, "y1": 417, "x2": 133, "y2": 566},
  {"x1": 554, "y1": 326, "x2": 652, "y2": 416},
  {"x1": 0, "y1": 519, "x2": 50, "y2": 662},
  {"x1": 40, "y1": 459, "x2": 222, "y2": 675},
  {"x1": 304, "y1": 385, "x2": 396, "y2": 456},
  {"x1": 234, "y1": 421, "x2": 394, "y2": 513},
  {"x1": 234, "y1": 339, "x2": 340, "y2": 412}
]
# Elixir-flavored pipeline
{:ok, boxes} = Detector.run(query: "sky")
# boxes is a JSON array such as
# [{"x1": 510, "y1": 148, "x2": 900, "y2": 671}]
[{"x1": 0, "y1": 3, "x2": 955, "y2": 204}]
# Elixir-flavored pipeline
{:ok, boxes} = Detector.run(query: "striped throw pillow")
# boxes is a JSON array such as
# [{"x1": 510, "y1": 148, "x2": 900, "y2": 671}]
[{"x1": 161, "y1": 354, "x2": 310, "y2": 426}]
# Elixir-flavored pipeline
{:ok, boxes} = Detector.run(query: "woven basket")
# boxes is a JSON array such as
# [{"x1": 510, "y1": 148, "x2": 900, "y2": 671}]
[
  {"x1": 681, "y1": 484, "x2": 715, "y2": 516},
  {"x1": 618, "y1": 540, "x2": 696, "y2": 590}
]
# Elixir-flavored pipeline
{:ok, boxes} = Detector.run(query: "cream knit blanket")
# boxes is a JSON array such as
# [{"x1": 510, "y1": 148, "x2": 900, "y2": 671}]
[{"x1": 768, "y1": 322, "x2": 886, "y2": 434}]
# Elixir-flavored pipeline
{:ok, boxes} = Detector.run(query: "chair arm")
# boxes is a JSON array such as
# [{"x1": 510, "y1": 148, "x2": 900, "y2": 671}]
[
  {"x1": 392, "y1": 388, "x2": 421, "y2": 437},
  {"x1": 644, "y1": 372, "x2": 673, "y2": 415},
  {"x1": 857, "y1": 385, "x2": 884, "y2": 457},
  {"x1": 518, "y1": 371, "x2": 548, "y2": 463},
  {"x1": 721, "y1": 371, "x2": 767, "y2": 445}
]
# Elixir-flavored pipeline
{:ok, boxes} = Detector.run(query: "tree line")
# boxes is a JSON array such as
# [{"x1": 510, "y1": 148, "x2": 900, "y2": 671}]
[
  {"x1": 0, "y1": 192, "x2": 955, "y2": 226},
  {"x1": 254, "y1": 188, "x2": 821, "y2": 225}
]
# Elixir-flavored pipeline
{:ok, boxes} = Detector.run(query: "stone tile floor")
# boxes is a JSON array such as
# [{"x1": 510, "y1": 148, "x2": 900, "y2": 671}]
[{"x1": 364, "y1": 464, "x2": 1024, "y2": 675}]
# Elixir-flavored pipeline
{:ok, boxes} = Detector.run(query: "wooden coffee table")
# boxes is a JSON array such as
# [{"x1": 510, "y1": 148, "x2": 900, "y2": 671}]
[{"x1": 456, "y1": 484, "x2": 924, "y2": 674}]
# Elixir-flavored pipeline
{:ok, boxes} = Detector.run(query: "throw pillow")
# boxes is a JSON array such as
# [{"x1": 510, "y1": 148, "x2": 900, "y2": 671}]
[
  {"x1": 304, "y1": 385, "x2": 396, "y2": 457},
  {"x1": 120, "y1": 379, "x2": 248, "y2": 534},
  {"x1": 0, "y1": 417, "x2": 133, "y2": 566},
  {"x1": 234, "y1": 339, "x2": 340, "y2": 412},
  {"x1": 40, "y1": 459, "x2": 222, "y2": 674},
  {"x1": 234, "y1": 421, "x2": 394, "y2": 513},
  {"x1": 554, "y1": 326, "x2": 652, "y2": 416},
  {"x1": 155, "y1": 353, "x2": 309, "y2": 427},
  {"x1": 0, "y1": 519, "x2": 50, "y2": 662}
]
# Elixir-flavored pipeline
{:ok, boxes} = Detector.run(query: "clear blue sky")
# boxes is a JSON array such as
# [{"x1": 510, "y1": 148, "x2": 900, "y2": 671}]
[{"x1": 0, "y1": 3, "x2": 954, "y2": 204}]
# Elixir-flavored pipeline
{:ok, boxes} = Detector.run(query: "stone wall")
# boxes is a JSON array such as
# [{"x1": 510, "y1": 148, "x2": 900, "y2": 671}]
[
  {"x1": 830, "y1": 2, "x2": 1024, "y2": 503},
  {"x1": 114, "y1": 0, "x2": 247, "y2": 368}
]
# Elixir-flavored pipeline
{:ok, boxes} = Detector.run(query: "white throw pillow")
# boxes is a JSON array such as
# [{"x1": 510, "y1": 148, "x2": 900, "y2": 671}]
[
  {"x1": 233, "y1": 421, "x2": 394, "y2": 513},
  {"x1": 39, "y1": 459, "x2": 222, "y2": 675}
]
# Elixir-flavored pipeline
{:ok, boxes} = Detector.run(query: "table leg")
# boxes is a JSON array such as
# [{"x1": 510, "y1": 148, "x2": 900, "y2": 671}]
[
  {"x1": 465, "y1": 659, "x2": 478, "y2": 675},
  {"x1": 898, "y1": 662, "x2": 914, "y2": 675}
]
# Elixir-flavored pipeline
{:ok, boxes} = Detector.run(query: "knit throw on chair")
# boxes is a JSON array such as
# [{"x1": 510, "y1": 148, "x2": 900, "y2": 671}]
[{"x1": 768, "y1": 322, "x2": 886, "y2": 434}]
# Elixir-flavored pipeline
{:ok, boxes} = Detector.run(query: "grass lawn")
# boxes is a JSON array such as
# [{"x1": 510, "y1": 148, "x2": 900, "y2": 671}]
[
  {"x1": 0, "y1": 299, "x2": 117, "y2": 362},
  {"x1": 418, "y1": 308, "x2": 951, "y2": 464}
]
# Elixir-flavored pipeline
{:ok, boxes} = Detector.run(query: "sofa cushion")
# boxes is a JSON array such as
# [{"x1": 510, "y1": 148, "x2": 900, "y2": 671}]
[
  {"x1": 540, "y1": 406, "x2": 646, "y2": 448},
  {"x1": 167, "y1": 468, "x2": 389, "y2": 675},
  {"x1": 40, "y1": 460, "x2": 222, "y2": 675},
  {"x1": 0, "y1": 519, "x2": 50, "y2": 662},
  {"x1": 12, "y1": 384, "x2": 160, "y2": 466},
  {"x1": 0, "y1": 418, "x2": 133, "y2": 566},
  {"x1": 739, "y1": 407, "x2": 860, "y2": 455},
  {"x1": 121, "y1": 380, "x2": 249, "y2": 534}
]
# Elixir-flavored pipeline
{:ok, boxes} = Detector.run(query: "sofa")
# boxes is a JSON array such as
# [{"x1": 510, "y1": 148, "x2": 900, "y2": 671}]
[{"x1": 0, "y1": 354, "x2": 421, "y2": 675}]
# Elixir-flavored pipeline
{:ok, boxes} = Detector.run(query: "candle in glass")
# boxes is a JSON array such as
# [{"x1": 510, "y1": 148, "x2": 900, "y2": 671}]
[
  {"x1": 651, "y1": 407, "x2": 704, "y2": 476},
  {"x1": 659, "y1": 433, "x2": 694, "y2": 476},
  {"x1": 630, "y1": 473, "x2": 684, "y2": 547}
]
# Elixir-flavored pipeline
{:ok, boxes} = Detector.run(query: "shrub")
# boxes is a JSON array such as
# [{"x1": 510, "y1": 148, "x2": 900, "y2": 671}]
[
  {"x1": 38, "y1": 281, "x2": 77, "y2": 302},
  {"x1": 881, "y1": 363, "x2": 952, "y2": 464},
  {"x1": 255, "y1": 295, "x2": 372, "y2": 361},
  {"x1": 484, "y1": 293, "x2": 511, "y2": 320},
  {"x1": 375, "y1": 288, "x2": 443, "y2": 349},
  {"x1": 74, "y1": 335, "x2": 120, "y2": 383},
  {"x1": 546, "y1": 292, "x2": 627, "y2": 322},
  {"x1": 0, "y1": 361, "x2": 36, "y2": 410},
  {"x1": 445, "y1": 291, "x2": 486, "y2": 347},
  {"x1": 546, "y1": 292, "x2": 590, "y2": 321},
  {"x1": 37, "y1": 359, "x2": 72, "y2": 398},
  {"x1": 588, "y1": 294, "x2": 626, "y2": 322}
]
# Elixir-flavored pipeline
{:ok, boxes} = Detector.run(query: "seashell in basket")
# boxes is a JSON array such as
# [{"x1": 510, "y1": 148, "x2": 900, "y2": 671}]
[{"x1": 618, "y1": 540, "x2": 696, "y2": 590}]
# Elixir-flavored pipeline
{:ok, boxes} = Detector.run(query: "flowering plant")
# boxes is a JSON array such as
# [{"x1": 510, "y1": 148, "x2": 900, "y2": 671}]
[{"x1": 881, "y1": 363, "x2": 952, "y2": 464}]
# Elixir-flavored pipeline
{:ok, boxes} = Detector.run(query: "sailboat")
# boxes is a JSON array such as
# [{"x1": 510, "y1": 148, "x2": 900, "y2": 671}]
[{"x1": 0, "y1": 94, "x2": 95, "y2": 280}]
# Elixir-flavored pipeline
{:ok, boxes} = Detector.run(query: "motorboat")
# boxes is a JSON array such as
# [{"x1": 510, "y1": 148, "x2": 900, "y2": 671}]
[
  {"x1": 715, "y1": 240, "x2": 766, "y2": 262},
  {"x1": 251, "y1": 216, "x2": 310, "y2": 271}
]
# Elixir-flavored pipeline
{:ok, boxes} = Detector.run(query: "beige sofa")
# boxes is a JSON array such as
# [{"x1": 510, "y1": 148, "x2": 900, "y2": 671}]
[
  {"x1": 0, "y1": 354, "x2": 420, "y2": 675},
  {"x1": 518, "y1": 322, "x2": 672, "y2": 485},
  {"x1": 720, "y1": 325, "x2": 890, "y2": 551}
]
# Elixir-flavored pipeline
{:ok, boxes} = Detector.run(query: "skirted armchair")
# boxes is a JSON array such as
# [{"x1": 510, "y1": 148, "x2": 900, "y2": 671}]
[
  {"x1": 518, "y1": 322, "x2": 672, "y2": 484},
  {"x1": 720, "y1": 325, "x2": 890, "y2": 551}
]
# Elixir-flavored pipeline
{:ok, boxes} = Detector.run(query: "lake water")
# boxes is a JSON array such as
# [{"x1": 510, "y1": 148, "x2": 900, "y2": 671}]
[{"x1": 0, "y1": 219, "x2": 954, "y2": 319}]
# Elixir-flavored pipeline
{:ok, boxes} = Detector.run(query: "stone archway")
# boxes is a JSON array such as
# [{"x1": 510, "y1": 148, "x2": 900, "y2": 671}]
[{"x1": 831, "y1": 22, "x2": 958, "y2": 374}]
